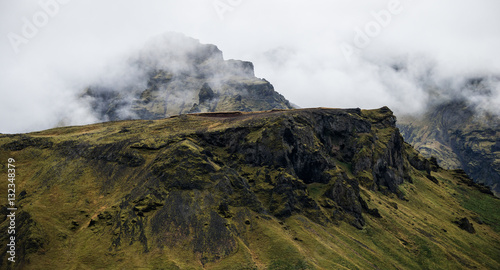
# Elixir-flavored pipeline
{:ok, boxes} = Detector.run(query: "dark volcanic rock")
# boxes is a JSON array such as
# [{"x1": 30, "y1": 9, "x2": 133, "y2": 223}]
[
  {"x1": 455, "y1": 218, "x2": 476, "y2": 234},
  {"x1": 2, "y1": 135, "x2": 53, "y2": 151},
  {"x1": 198, "y1": 83, "x2": 216, "y2": 104}
]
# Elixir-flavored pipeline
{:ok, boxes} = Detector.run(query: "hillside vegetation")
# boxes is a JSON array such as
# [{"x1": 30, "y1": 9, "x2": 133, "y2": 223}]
[{"x1": 1, "y1": 107, "x2": 499, "y2": 269}]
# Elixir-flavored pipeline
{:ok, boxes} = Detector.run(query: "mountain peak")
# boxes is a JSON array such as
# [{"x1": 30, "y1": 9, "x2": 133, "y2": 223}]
[{"x1": 82, "y1": 33, "x2": 291, "y2": 121}]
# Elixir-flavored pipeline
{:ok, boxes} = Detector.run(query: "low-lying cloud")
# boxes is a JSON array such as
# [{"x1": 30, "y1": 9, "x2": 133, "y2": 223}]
[{"x1": 1, "y1": 0, "x2": 499, "y2": 133}]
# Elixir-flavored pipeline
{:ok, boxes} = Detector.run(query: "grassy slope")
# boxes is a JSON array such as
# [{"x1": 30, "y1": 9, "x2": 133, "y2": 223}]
[{"x1": 0, "y1": 108, "x2": 499, "y2": 269}]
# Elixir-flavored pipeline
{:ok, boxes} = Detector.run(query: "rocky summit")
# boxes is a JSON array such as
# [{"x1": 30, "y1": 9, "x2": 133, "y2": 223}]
[
  {"x1": 1, "y1": 107, "x2": 499, "y2": 269},
  {"x1": 399, "y1": 100, "x2": 500, "y2": 197},
  {"x1": 81, "y1": 33, "x2": 292, "y2": 121}
]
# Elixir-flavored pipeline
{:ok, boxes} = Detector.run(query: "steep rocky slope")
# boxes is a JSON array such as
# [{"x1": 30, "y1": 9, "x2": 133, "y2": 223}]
[
  {"x1": 82, "y1": 33, "x2": 292, "y2": 121},
  {"x1": 1, "y1": 107, "x2": 499, "y2": 269},
  {"x1": 399, "y1": 100, "x2": 500, "y2": 196}
]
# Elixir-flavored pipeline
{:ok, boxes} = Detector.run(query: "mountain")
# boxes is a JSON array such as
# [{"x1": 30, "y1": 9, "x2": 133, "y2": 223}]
[
  {"x1": 399, "y1": 99, "x2": 500, "y2": 197},
  {"x1": 1, "y1": 107, "x2": 499, "y2": 269},
  {"x1": 81, "y1": 33, "x2": 292, "y2": 121}
]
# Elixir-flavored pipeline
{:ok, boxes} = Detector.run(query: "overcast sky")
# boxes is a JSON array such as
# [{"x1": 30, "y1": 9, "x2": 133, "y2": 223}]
[{"x1": 1, "y1": 0, "x2": 500, "y2": 133}]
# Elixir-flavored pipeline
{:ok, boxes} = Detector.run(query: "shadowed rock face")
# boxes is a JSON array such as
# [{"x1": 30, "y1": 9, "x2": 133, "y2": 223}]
[
  {"x1": 1, "y1": 107, "x2": 499, "y2": 269},
  {"x1": 399, "y1": 100, "x2": 500, "y2": 196},
  {"x1": 82, "y1": 33, "x2": 292, "y2": 121}
]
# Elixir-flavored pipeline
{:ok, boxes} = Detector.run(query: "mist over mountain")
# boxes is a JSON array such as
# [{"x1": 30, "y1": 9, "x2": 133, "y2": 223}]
[
  {"x1": 1, "y1": 0, "x2": 498, "y2": 197},
  {"x1": 399, "y1": 98, "x2": 500, "y2": 196},
  {"x1": 2, "y1": 1, "x2": 500, "y2": 133},
  {"x1": 79, "y1": 33, "x2": 291, "y2": 122},
  {"x1": 1, "y1": 2, "x2": 500, "y2": 269},
  {"x1": 380, "y1": 56, "x2": 500, "y2": 117}
]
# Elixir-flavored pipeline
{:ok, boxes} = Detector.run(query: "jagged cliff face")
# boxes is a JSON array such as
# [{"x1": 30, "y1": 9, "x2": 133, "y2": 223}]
[
  {"x1": 82, "y1": 33, "x2": 292, "y2": 121},
  {"x1": 399, "y1": 100, "x2": 500, "y2": 196},
  {"x1": 1, "y1": 108, "x2": 499, "y2": 269}
]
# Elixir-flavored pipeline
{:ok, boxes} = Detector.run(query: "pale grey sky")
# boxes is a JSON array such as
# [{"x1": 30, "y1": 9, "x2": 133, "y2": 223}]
[{"x1": 1, "y1": 0, "x2": 499, "y2": 133}]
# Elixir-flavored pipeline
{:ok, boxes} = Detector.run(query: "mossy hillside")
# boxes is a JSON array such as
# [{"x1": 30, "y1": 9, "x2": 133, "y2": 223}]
[{"x1": 0, "y1": 108, "x2": 499, "y2": 269}]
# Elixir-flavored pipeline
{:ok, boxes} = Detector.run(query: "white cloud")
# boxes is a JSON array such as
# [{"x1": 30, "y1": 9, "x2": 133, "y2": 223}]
[{"x1": 1, "y1": 0, "x2": 499, "y2": 133}]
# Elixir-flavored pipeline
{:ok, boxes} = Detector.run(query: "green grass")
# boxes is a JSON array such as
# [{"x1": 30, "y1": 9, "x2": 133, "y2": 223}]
[
  {"x1": 458, "y1": 188, "x2": 500, "y2": 232},
  {"x1": 306, "y1": 183, "x2": 328, "y2": 200}
]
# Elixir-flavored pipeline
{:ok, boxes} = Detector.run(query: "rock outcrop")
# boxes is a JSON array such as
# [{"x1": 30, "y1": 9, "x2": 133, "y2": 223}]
[{"x1": 82, "y1": 33, "x2": 292, "y2": 121}]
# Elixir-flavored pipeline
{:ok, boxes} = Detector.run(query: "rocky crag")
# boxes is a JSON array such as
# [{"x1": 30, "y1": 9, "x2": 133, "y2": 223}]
[{"x1": 82, "y1": 33, "x2": 292, "y2": 121}]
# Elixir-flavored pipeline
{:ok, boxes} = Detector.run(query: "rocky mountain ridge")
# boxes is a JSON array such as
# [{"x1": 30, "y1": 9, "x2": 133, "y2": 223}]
[{"x1": 1, "y1": 107, "x2": 499, "y2": 269}]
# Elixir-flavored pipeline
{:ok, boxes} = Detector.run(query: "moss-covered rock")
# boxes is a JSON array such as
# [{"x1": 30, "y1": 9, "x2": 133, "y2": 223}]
[{"x1": 1, "y1": 107, "x2": 499, "y2": 269}]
